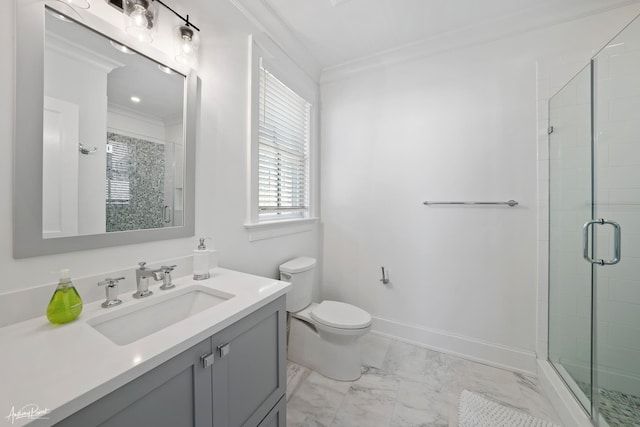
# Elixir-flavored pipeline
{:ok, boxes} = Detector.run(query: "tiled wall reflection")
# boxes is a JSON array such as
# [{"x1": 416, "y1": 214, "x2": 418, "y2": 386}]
[{"x1": 106, "y1": 132, "x2": 165, "y2": 232}]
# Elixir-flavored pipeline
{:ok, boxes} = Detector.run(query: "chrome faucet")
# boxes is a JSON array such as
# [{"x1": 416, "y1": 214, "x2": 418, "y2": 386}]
[{"x1": 134, "y1": 262, "x2": 164, "y2": 299}]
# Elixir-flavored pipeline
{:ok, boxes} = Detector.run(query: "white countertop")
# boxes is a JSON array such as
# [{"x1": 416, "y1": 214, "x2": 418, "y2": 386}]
[{"x1": 0, "y1": 268, "x2": 290, "y2": 426}]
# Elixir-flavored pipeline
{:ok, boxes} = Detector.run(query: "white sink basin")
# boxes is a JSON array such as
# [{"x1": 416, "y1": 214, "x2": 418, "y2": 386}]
[{"x1": 88, "y1": 285, "x2": 234, "y2": 345}]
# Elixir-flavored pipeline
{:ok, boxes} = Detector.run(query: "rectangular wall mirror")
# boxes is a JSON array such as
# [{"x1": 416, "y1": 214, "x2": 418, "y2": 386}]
[{"x1": 14, "y1": 1, "x2": 197, "y2": 258}]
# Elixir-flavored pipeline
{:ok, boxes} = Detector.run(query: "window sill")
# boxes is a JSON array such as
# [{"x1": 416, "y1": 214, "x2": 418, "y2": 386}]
[{"x1": 244, "y1": 217, "x2": 319, "y2": 242}]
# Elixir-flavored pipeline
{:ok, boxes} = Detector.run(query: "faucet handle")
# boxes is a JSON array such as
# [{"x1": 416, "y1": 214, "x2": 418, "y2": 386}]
[
  {"x1": 98, "y1": 277, "x2": 125, "y2": 308},
  {"x1": 98, "y1": 276, "x2": 125, "y2": 287},
  {"x1": 159, "y1": 265, "x2": 177, "y2": 291},
  {"x1": 138, "y1": 262, "x2": 147, "y2": 270}
]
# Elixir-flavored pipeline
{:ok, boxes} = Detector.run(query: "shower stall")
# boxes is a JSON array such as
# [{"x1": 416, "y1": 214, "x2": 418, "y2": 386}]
[{"x1": 548, "y1": 13, "x2": 640, "y2": 427}]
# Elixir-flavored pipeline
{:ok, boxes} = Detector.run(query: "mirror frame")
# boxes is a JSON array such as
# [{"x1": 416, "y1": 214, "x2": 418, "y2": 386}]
[{"x1": 14, "y1": 0, "x2": 197, "y2": 258}]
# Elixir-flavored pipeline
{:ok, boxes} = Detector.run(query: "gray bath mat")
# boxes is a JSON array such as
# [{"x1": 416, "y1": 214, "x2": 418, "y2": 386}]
[{"x1": 459, "y1": 390, "x2": 561, "y2": 427}]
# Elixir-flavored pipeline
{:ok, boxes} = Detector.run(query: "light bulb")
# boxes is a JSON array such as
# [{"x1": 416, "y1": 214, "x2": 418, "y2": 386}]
[
  {"x1": 181, "y1": 38, "x2": 193, "y2": 54},
  {"x1": 175, "y1": 25, "x2": 199, "y2": 68},
  {"x1": 130, "y1": 5, "x2": 148, "y2": 28},
  {"x1": 124, "y1": 0, "x2": 157, "y2": 43}
]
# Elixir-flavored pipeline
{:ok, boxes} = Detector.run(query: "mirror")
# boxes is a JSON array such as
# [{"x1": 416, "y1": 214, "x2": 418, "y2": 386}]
[
  {"x1": 43, "y1": 10, "x2": 185, "y2": 238},
  {"x1": 14, "y1": 1, "x2": 197, "y2": 258}
]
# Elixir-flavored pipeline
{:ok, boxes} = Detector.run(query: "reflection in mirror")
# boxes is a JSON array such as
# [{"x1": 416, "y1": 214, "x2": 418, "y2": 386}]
[{"x1": 43, "y1": 9, "x2": 185, "y2": 239}]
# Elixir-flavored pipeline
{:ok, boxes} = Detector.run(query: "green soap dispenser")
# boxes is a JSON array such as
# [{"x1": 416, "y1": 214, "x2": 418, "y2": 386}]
[{"x1": 46, "y1": 269, "x2": 83, "y2": 324}]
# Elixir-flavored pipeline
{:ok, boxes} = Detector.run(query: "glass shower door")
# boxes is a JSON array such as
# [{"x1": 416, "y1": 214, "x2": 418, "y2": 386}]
[
  {"x1": 548, "y1": 64, "x2": 594, "y2": 414},
  {"x1": 549, "y1": 15, "x2": 640, "y2": 425},
  {"x1": 591, "y1": 22, "x2": 640, "y2": 426}
]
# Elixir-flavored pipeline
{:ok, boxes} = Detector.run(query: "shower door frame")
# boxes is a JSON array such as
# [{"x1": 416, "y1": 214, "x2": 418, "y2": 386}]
[{"x1": 547, "y1": 60, "x2": 599, "y2": 424}]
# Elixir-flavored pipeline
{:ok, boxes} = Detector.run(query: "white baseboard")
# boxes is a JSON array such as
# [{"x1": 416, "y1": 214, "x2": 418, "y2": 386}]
[{"x1": 371, "y1": 316, "x2": 538, "y2": 376}]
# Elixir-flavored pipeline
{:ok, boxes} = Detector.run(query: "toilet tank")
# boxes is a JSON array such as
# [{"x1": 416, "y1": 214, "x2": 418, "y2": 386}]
[{"x1": 279, "y1": 257, "x2": 316, "y2": 312}]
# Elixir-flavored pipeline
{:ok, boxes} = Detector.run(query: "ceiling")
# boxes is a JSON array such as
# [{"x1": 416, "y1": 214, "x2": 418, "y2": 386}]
[
  {"x1": 255, "y1": 0, "x2": 638, "y2": 69},
  {"x1": 46, "y1": 12, "x2": 184, "y2": 123}
]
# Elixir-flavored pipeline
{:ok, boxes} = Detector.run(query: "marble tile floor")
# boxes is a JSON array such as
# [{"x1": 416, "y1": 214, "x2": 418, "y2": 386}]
[{"x1": 286, "y1": 333, "x2": 563, "y2": 427}]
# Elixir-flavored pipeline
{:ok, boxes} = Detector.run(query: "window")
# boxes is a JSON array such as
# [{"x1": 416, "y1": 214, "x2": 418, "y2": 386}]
[
  {"x1": 257, "y1": 62, "x2": 311, "y2": 222},
  {"x1": 246, "y1": 37, "x2": 317, "y2": 240},
  {"x1": 106, "y1": 137, "x2": 131, "y2": 205}
]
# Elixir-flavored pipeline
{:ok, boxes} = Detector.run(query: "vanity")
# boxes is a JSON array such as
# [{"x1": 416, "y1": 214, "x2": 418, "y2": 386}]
[
  {"x1": 6, "y1": 1, "x2": 291, "y2": 424},
  {"x1": 0, "y1": 269, "x2": 290, "y2": 426}
]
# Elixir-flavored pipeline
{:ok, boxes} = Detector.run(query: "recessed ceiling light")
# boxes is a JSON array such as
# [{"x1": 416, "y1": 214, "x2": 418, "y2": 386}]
[
  {"x1": 110, "y1": 40, "x2": 136, "y2": 55},
  {"x1": 58, "y1": 0, "x2": 90, "y2": 9},
  {"x1": 158, "y1": 65, "x2": 176, "y2": 75},
  {"x1": 45, "y1": 8, "x2": 72, "y2": 22},
  {"x1": 130, "y1": 96, "x2": 141, "y2": 103}
]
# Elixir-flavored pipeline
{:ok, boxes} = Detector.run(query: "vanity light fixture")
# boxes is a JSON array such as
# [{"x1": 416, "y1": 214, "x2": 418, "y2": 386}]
[
  {"x1": 174, "y1": 21, "x2": 199, "y2": 68},
  {"x1": 109, "y1": 0, "x2": 201, "y2": 68}
]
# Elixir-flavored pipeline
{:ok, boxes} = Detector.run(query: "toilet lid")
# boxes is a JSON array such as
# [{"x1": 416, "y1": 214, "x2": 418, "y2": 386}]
[{"x1": 310, "y1": 301, "x2": 372, "y2": 329}]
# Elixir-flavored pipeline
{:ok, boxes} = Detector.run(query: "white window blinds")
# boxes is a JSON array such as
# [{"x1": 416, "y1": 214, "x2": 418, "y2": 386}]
[
  {"x1": 106, "y1": 139, "x2": 131, "y2": 205},
  {"x1": 258, "y1": 63, "x2": 311, "y2": 220}
]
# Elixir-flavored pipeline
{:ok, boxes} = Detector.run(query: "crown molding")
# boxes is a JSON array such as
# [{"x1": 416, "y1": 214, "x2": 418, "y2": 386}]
[
  {"x1": 228, "y1": 0, "x2": 322, "y2": 83},
  {"x1": 46, "y1": 31, "x2": 125, "y2": 73},
  {"x1": 320, "y1": 0, "x2": 640, "y2": 84}
]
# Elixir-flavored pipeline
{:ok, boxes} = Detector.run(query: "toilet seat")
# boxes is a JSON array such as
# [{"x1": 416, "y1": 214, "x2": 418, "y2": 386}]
[{"x1": 310, "y1": 300, "x2": 372, "y2": 329}]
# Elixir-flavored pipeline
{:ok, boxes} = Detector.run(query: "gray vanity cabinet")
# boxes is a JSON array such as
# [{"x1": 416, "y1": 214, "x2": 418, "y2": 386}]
[
  {"x1": 257, "y1": 396, "x2": 286, "y2": 427},
  {"x1": 212, "y1": 297, "x2": 286, "y2": 427},
  {"x1": 55, "y1": 296, "x2": 286, "y2": 427},
  {"x1": 54, "y1": 337, "x2": 214, "y2": 427}
]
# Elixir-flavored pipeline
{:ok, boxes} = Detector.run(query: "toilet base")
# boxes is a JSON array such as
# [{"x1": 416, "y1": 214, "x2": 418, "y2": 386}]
[{"x1": 287, "y1": 315, "x2": 368, "y2": 381}]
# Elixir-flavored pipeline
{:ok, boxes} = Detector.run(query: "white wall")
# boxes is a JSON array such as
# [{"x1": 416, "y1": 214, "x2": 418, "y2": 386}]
[
  {"x1": 0, "y1": 0, "x2": 320, "y2": 325},
  {"x1": 320, "y1": 5, "x2": 640, "y2": 374},
  {"x1": 107, "y1": 109, "x2": 167, "y2": 141},
  {"x1": 45, "y1": 42, "x2": 108, "y2": 236}
]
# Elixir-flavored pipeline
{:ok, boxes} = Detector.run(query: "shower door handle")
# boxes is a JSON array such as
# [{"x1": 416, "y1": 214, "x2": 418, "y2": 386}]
[
  {"x1": 582, "y1": 219, "x2": 621, "y2": 265},
  {"x1": 163, "y1": 205, "x2": 171, "y2": 224}
]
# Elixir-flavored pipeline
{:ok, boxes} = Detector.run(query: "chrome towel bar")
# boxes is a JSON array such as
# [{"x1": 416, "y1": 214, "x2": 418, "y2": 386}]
[{"x1": 423, "y1": 200, "x2": 518, "y2": 207}]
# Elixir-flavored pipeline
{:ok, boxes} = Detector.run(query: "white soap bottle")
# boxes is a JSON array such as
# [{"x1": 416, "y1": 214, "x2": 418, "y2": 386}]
[{"x1": 193, "y1": 238, "x2": 211, "y2": 280}]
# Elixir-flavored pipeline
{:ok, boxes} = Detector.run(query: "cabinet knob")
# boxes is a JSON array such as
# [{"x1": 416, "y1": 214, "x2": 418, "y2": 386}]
[
  {"x1": 218, "y1": 343, "x2": 230, "y2": 358},
  {"x1": 201, "y1": 353, "x2": 214, "y2": 368}
]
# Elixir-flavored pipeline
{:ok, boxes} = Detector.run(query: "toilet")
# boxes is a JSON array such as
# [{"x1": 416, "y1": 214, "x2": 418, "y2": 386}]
[{"x1": 280, "y1": 257, "x2": 372, "y2": 381}]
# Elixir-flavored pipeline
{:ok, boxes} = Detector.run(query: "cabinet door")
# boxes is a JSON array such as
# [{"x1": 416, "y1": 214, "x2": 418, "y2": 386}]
[
  {"x1": 55, "y1": 338, "x2": 213, "y2": 427},
  {"x1": 258, "y1": 396, "x2": 286, "y2": 427},
  {"x1": 212, "y1": 297, "x2": 286, "y2": 427}
]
